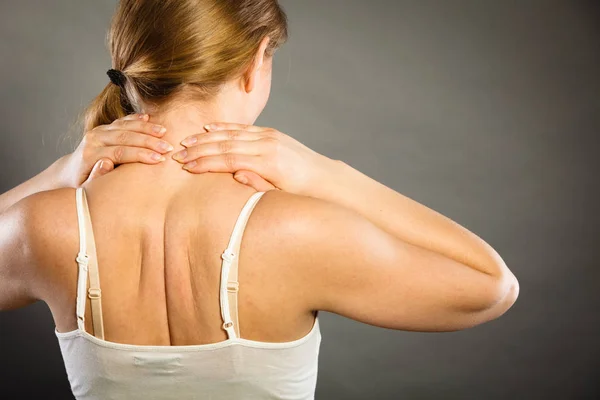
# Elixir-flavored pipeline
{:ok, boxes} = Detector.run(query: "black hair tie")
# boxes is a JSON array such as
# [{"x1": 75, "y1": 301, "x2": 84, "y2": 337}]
[{"x1": 107, "y1": 69, "x2": 127, "y2": 89}]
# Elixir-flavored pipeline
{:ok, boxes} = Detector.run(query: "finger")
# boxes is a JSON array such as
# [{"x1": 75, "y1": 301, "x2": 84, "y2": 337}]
[
  {"x1": 97, "y1": 145, "x2": 167, "y2": 165},
  {"x1": 180, "y1": 129, "x2": 269, "y2": 148},
  {"x1": 120, "y1": 113, "x2": 149, "y2": 122},
  {"x1": 93, "y1": 129, "x2": 174, "y2": 154},
  {"x1": 234, "y1": 171, "x2": 278, "y2": 192},
  {"x1": 172, "y1": 139, "x2": 265, "y2": 164},
  {"x1": 102, "y1": 119, "x2": 168, "y2": 138},
  {"x1": 90, "y1": 114, "x2": 148, "y2": 133},
  {"x1": 181, "y1": 154, "x2": 266, "y2": 176},
  {"x1": 204, "y1": 122, "x2": 266, "y2": 132}
]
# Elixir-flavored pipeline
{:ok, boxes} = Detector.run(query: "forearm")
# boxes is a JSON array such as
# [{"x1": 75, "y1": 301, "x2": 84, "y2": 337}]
[
  {"x1": 0, "y1": 155, "x2": 68, "y2": 214},
  {"x1": 308, "y1": 159, "x2": 510, "y2": 279}
]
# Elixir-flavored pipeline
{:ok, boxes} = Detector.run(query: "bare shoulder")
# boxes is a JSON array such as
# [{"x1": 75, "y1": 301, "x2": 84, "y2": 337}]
[
  {"x1": 242, "y1": 189, "x2": 358, "y2": 306},
  {"x1": 0, "y1": 188, "x2": 75, "y2": 310},
  {"x1": 12, "y1": 187, "x2": 76, "y2": 213},
  {"x1": 245, "y1": 188, "x2": 409, "y2": 318},
  {"x1": 250, "y1": 188, "x2": 348, "y2": 230},
  {"x1": 17, "y1": 187, "x2": 79, "y2": 243},
  {"x1": 11, "y1": 188, "x2": 80, "y2": 300},
  {"x1": 246, "y1": 189, "x2": 339, "y2": 247},
  {"x1": 6, "y1": 187, "x2": 78, "y2": 243}
]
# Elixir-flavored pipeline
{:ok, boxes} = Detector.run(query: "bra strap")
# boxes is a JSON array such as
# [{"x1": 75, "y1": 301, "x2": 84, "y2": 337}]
[
  {"x1": 220, "y1": 191, "x2": 266, "y2": 339},
  {"x1": 75, "y1": 187, "x2": 105, "y2": 339}
]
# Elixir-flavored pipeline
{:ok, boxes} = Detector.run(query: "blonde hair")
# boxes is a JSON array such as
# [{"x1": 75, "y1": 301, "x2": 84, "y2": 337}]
[{"x1": 84, "y1": 0, "x2": 288, "y2": 132}]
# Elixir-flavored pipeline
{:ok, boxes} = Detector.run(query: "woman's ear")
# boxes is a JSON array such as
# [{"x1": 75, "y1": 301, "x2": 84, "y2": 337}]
[{"x1": 244, "y1": 35, "x2": 271, "y2": 93}]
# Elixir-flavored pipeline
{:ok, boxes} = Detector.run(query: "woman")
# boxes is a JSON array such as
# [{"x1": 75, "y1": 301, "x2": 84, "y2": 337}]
[{"x1": 0, "y1": 0, "x2": 519, "y2": 399}]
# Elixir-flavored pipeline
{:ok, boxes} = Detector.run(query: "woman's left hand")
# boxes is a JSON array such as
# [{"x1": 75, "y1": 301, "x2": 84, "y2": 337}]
[
  {"x1": 56, "y1": 113, "x2": 174, "y2": 188},
  {"x1": 172, "y1": 122, "x2": 336, "y2": 196}
]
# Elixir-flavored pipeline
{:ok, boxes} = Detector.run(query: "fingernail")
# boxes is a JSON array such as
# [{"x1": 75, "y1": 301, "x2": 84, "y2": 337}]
[
  {"x1": 183, "y1": 160, "x2": 197, "y2": 169},
  {"x1": 153, "y1": 125, "x2": 167, "y2": 134},
  {"x1": 236, "y1": 175, "x2": 248, "y2": 184},
  {"x1": 159, "y1": 141, "x2": 174, "y2": 151},
  {"x1": 204, "y1": 124, "x2": 212, "y2": 131},
  {"x1": 151, "y1": 153, "x2": 165, "y2": 161},
  {"x1": 181, "y1": 136, "x2": 197, "y2": 146},
  {"x1": 172, "y1": 150, "x2": 187, "y2": 160}
]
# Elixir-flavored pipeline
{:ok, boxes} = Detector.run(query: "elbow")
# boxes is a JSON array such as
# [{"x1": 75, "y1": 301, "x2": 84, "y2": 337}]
[{"x1": 482, "y1": 271, "x2": 520, "y2": 318}]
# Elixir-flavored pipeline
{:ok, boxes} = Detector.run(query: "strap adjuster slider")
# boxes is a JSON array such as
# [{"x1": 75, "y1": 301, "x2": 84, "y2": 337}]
[
  {"x1": 227, "y1": 281, "x2": 239, "y2": 292},
  {"x1": 76, "y1": 252, "x2": 89, "y2": 266},
  {"x1": 223, "y1": 321, "x2": 234, "y2": 329},
  {"x1": 221, "y1": 250, "x2": 236, "y2": 263},
  {"x1": 88, "y1": 288, "x2": 102, "y2": 299}
]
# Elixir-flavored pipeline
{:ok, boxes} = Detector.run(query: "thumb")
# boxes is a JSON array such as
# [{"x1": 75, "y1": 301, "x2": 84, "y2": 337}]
[
  {"x1": 234, "y1": 173, "x2": 249, "y2": 185},
  {"x1": 234, "y1": 171, "x2": 277, "y2": 192},
  {"x1": 88, "y1": 159, "x2": 114, "y2": 181}
]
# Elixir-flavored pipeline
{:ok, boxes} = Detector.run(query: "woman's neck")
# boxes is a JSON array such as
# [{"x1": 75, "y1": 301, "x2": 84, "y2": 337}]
[
  {"x1": 110, "y1": 100, "x2": 252, "y2": 187},
  {"x1": 145, "y1": 99, "x2": 250, "y2": 168},
  {"x1": 153, "y1": 100, "x2": 244, "y2": 141}
]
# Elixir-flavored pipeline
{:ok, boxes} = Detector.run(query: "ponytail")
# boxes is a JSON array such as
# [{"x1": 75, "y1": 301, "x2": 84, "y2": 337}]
[
  {"x1": 82, "y1": 0, "x2": 288, "y2": 133},
  {"x1": 83, "y1": 82, "x2": 134, "y2": 132}
]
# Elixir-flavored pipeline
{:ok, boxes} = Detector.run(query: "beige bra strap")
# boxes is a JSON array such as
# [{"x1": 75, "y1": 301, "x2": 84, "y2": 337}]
[
  {"x1": 79, "y1": 188, "x2": 105, "y2": 339},
  {"x1": 221, "y1": 191, "x2": 266, "y2": 339}
]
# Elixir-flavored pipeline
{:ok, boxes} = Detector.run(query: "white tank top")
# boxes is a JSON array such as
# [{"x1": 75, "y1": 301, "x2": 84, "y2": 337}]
[{"x1": 55, "y1": 187, "x2": 321, "y2": 400}]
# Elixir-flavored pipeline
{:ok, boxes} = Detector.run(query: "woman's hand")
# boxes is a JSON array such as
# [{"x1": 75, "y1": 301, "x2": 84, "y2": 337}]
[
  {"x1": 57, "y1": 113, "x2": 174, "y2": 188},
  {"x1": 172, "y1": 122, "x2": 337, "y2": 196}
]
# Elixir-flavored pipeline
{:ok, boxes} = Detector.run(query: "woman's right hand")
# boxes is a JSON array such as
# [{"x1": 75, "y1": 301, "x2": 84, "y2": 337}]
[
  {"x1": 173, "y1": 122, "x2": 338, "y2": 196},
  {"x1": 57, "y1": 113, "x2": 174, "y2": 188}
]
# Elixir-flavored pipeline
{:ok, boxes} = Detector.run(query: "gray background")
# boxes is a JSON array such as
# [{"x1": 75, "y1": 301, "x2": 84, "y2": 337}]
[{"x1": 1, "y1": 0, "x2": 598, "y2": 398}]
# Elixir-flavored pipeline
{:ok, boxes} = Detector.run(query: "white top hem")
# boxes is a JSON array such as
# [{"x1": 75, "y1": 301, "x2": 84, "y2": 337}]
[{"x1": 55, "y1": 316, "x2": 320, "y2": 352}]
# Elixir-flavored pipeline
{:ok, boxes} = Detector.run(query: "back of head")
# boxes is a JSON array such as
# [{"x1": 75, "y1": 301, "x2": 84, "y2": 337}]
[{"x1": 85, "y1": 0, "x2": 288, "y2": 132}]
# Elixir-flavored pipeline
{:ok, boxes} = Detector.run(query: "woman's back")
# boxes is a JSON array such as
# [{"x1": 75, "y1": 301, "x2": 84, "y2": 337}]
[
  {"x1": 38, "y1": 163, "x2": 321, "y2": 399},
  {"x1": 50, "y1": 164, "x2": 319, "y2": 345}
]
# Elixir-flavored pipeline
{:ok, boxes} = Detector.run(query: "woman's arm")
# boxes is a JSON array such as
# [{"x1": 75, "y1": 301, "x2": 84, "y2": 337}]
[
  {"x1": 0, "y1": 156, "x2": 66, "y2": 215},
  {"x1": 310, "y1": 159, "x2": 514, "y2": 283}
]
